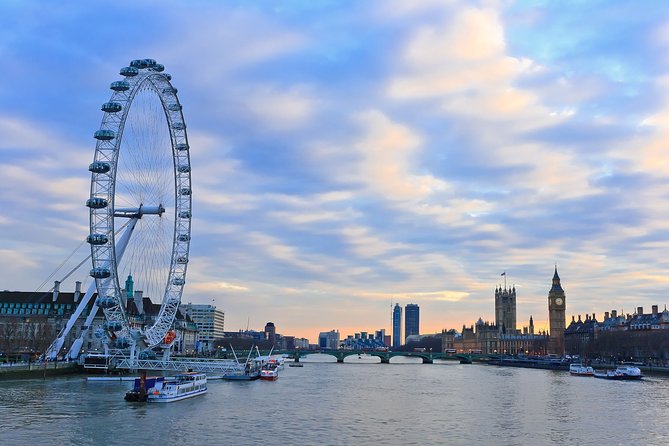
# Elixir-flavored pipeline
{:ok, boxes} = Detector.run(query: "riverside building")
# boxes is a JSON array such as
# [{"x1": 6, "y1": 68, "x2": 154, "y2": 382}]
[
  {"x1": 318, "y1": 330, "x2": 340, "y2": 349},
  {"x1": 0, "y1": 280, "x2": 198, "y2": 358},
  {"x1": 179, "y1": 303, "x2": 225, "y2": 353},
  {"x1": 442, "y1": 269, "x2": 566, "y2": 355}
]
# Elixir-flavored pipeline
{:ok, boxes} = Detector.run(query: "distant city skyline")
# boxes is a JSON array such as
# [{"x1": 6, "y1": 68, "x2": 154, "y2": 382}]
[{"x1": 3, "y1": 2, "x2": 669, "y2": 341}]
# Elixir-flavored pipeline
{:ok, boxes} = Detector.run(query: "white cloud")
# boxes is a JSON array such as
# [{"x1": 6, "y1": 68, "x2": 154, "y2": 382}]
[
  {"x1": 350, "y1": 110, "x2": 450, "y2": 201},
  {"x1": 241, "y1": 84, "x2": 319, "y2": 130}
]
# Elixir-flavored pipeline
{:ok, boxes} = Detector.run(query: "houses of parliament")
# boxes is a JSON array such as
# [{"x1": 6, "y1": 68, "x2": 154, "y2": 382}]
[{"x1": 442, "y1": 268, "x2": 566, "y2": 356}]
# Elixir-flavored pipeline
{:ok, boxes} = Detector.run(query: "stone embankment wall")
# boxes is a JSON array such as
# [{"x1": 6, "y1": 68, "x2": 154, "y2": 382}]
[{"x1": 0, "y1": 361, "x2": 78, "y2": 379}]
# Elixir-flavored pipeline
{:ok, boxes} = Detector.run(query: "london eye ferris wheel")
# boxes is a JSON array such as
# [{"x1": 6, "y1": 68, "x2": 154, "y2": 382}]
[{"x1": 87, "y1": 58, "x2": 192, "y2": 355}]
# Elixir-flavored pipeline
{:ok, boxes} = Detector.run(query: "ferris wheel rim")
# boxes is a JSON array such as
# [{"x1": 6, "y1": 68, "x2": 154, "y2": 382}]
[{"x1": 87, "y1": 59, "x2": 192, "y2": 349}]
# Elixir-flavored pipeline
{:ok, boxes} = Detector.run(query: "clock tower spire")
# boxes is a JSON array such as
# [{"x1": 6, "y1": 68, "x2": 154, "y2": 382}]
[{"x1": 548, "y1": 266, "x2": 566, "y2": 355}]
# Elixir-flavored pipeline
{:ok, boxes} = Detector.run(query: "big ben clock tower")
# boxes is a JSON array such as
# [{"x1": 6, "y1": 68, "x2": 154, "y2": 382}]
[{"x1": 548, "y1": 266, "x2": 566, "y2": 355}]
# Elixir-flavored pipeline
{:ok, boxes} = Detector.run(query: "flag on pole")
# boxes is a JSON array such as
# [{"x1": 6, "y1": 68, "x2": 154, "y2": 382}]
[{"x1": 501, "y1": 272, "x2": 506, "y2": 276}]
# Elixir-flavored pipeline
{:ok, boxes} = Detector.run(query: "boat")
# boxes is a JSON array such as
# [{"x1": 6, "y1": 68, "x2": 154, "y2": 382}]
[
  {"x1": 222, "y1": 370, "x2": 260, "y2": 380},
  {"x1": 489, "y1": 356, "x2": 568, "y2": 371},
  {"x1": 267, "y1": 357, "x2": 285, "y2": 370},
  {"x1": 593, "y1": 366, "x2": 643, "y2": 380},
  {"x1": 260, "y1": 367, "x2": 278, "y2": 380},
  {"x1": 569, "y1": 363, "x2": 594, "y2": 376},
  {"x1": 124, "y1": 376, "x2": 164, "y2": 402},
  {"x1": 289, "y1": 363, "x2": 304, "y2": 367},
  {"x1": 460, "y1": 357, "x2": 473, "y2": 364},
  {"x1": 222, "y1": 361, "x2": 261, "y2": 381},
  {"x1": 220, "y1": 345, "x2": 262, "y2": 380},
  {"x1": 147, "y1": 372, "x2": 207, "y2": 402}
]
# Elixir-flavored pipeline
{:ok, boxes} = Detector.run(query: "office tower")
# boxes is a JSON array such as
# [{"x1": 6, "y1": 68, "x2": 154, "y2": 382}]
[
  {"x1": 392, "y1": 303, "x2": 402, "y2": 348},
  {"x1": 405, "y1": 303, "x2": 420, "y2": 338}
]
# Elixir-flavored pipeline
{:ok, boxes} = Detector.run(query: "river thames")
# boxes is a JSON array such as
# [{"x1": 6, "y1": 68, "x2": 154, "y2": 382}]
[{"x1": 1, "y1": 357, "x2": 668, "y2": 445}]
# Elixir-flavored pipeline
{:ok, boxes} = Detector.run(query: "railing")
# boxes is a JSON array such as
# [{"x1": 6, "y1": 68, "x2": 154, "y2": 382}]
[{"x1": 114, "y1": 356, "x2": 245, "y2": 373}]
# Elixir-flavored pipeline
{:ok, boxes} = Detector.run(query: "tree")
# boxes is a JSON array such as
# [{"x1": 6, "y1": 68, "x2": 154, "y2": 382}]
[{"x1": 0, "y1": 318, "x2": 21, "y2": 354}]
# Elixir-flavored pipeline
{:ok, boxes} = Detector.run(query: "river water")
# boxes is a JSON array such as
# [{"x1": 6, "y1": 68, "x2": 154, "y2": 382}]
[{"x1": 1, "y1": 356, "x2": 668, "y2": 445}]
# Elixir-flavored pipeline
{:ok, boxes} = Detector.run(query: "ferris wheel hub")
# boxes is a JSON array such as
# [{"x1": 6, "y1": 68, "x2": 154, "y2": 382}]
[{"x1": 114, "y1": 204, "x2": 165, "y2": 218}]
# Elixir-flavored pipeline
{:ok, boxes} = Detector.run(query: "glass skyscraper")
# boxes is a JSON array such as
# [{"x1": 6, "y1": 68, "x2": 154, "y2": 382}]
[
  {"x1": 392, "y1": 303, "x2": 402, "y2": 348},
  {"x1": 405, "y1": 303, "x2": 420, "y2": 339}
]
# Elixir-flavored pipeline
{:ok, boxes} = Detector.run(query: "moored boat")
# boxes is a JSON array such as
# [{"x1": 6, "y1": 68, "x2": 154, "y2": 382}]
[
  {"x1": 124, "y1": 376, "x2": 164, "y2": 401},
  {"x1": 289, "y1": 363, "x2": 303, "y2": 367},
  {"x1": 222, "y1": 361, "x2": 261, "y2": 381},
  {"x1": 147, "y1": 372, "x2": 207, "y2": 402},
  {"x1": 569, "y1": 363, "x2": 594, "y2": 376},
  {"x1": 593, "y1": 366, "x2": 643, "y2": 380},
  {"x1": 260, "y1": 367, "x2": 278, "y2": 381},
  {"x1": 268, "y1": 357, "x2": 285, "y2": 370}
]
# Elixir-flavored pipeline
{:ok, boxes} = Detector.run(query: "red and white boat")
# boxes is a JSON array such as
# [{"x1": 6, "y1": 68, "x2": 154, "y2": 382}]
[{"x1": 260, "y1": 367, "x2": 278, "y2": 381}]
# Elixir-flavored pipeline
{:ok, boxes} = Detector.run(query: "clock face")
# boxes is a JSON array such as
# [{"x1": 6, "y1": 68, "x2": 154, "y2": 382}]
[{"x1": 555, "y1": 297, "x2": 564, "y2": 306}]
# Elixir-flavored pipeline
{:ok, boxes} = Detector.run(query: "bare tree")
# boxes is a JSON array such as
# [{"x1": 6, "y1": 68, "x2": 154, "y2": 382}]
[{"x1": 0, "y1": 318, "x2": 21, "y2": 354}]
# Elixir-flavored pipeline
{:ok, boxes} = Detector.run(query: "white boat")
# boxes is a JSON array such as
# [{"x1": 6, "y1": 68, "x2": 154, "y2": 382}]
[
  {"x1": 593, "y1": 366, "x2": 643, "y2": 380},
  {"x1": 147, "y1": 372, "x2": 207, "y2": 402},
  {"x1": 569, "y1": 363, "x2": 594, "y2": 376},
  {"x1": 260, "y1": 367, "x2": 278, "y2": 381}
]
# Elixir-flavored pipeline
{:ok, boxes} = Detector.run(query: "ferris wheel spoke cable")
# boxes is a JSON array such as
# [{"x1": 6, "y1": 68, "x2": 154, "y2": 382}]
[{"x1": 35, "y1": 219, "x2": 134, "y2": 294}]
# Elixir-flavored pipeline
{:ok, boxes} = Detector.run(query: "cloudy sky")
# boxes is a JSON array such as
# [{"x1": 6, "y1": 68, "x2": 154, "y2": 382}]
[{"x1": 3, "y1": 0, "x2": 669, "y2": 342}]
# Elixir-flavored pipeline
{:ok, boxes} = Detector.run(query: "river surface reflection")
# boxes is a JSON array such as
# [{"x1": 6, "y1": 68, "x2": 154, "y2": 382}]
[{"x1": 1, "y1": 358, "x2": 668, "y2": 445}]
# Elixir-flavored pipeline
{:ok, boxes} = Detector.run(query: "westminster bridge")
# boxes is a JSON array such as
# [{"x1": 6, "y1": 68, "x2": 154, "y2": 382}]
[{"x1": 221, "y1": 349, "x2": 489, "y2": 364}]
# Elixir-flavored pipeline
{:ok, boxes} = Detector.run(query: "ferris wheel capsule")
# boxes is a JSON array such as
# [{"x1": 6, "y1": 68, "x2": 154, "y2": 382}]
[
  {"x1": 120, "y1": 67, "x2": 139, "y2": 77},
  {"x1": 90, "y1": 267, "x2": 111, "y2": 279},
  {"x1": 110, "y1": 80, "x2": 130, "y2": 91},
  {"x1": 103, "y1": 321, "x2": 123, "y2": 332},
  {"x1": 175, "y1": 143, "x2": 189, "y2": 151},
  {"x1": 86, "y1": 197, "x2": 108, "y2": 209},
  {"x1": 96, "y1": 296, "x2": 116, "y2": 309},
  {"x1": 89, "y1": 161, "x2": 111, "y2": 173},
  {"x1": 87, "y1": 233, "x2": 109, "y2": 245},
  {"x1": 94, "y1": 129, "x2": 115, "y2": 140},
  {"x1": 101, "y1": 102, "x2": 122, "y2": 113},
  {"x1": 130, "y1": 59, "x2": 148, "y2": 69}
]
